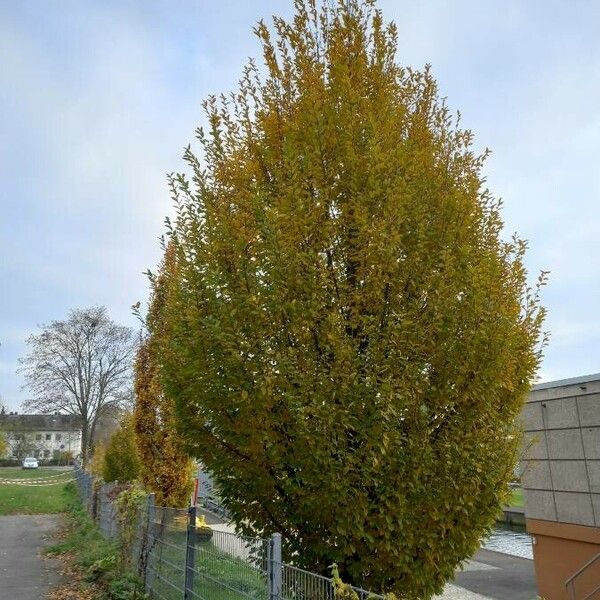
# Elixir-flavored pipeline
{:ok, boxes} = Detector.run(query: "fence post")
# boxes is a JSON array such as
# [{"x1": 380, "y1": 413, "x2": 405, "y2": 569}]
[
  {"x1": 91, "y1": 477, "x2": 98, "y2": 522},
  {"x1": 184, "y1": 505, "x2": 197, "y2": 600},
  {"x1": 269, "y1": 533, "x2": 282, "y2": 600},
  {"x1": 99, "y1": 485, "x2": 107, "y2": 537},
  {"x1": 90, "y1": 476, "x2": 94, "y2": 512},
  {"x1": 144, "y1": 493, "x2": 156, "y2": 594},
  {"x1": 109, "y1": 484, "x2": 117, "y2": 538},
  {"x1": 85, "y1": 473, "x2": 92, "y2": 514}
]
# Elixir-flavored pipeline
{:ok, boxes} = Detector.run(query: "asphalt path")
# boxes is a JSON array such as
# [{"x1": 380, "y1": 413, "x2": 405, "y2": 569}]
[
  {"x1": 0, "y1": 514, "x2": 63, "y2": 600},
  {"x1": 453, "y1": 549, "x2": 538, "y2": 600}
]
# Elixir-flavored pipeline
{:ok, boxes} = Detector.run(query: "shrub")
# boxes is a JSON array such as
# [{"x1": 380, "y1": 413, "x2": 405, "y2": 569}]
[
  {"x1": 90, "y1": 443, "x2": 107, "y2": 478},
  {"x1": 0, "y1": 431, "x2": 7, "y2": 458},
  {"x1": 102, "y1": 415, "x2": 141, "y2": 484},
  {"x1": 115, "y1": 485, "x2": 147, "y2": 566}
]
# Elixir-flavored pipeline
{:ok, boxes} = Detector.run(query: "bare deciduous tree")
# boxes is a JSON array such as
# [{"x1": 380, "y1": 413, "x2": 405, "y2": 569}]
[{"x1": 19, "y1": 306, "x2": 136, "y2": 463}]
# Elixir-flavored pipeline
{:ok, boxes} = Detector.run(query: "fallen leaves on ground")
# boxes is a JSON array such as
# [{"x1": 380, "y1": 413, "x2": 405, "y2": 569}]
[{"x1": 44, "y1": 551, "x2": 100, "y2": 600}]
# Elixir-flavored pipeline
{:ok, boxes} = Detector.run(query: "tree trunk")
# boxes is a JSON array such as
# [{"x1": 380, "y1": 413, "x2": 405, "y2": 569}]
[{"x1": 80, "y1": 423, "x2": 90, "y2": 466}]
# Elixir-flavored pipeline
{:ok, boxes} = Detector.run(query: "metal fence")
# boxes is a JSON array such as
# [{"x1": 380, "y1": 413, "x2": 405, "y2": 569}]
[
  {"x1": 73, "y1": 468, "x2": 385, "y2": 600},
  {"x1": 196, "y1": 468, "x2": 231, "y2": 521}
]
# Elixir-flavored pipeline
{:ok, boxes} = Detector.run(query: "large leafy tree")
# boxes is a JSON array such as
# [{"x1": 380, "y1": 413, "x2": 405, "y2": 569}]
[
  {"x1": 19, "y1": 307, "x2": 136, "y2": 464},
  {"x1": 157, "y1": 1, "x2": 546, "y2": 596},
  {"x1": 133, "y1": 245, "x2": 194, "y2": 507}
]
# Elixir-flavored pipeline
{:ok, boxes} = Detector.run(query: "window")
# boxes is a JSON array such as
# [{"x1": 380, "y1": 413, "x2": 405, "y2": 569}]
[
  {"x1": 43, "y1": 450, "x2": 50, "y2": 458},
  {"x1": 36, "y1": 434, "x2": 42, "y2": 441},
  {"x1": 46, "y1": 434, "x2": 51, "y2": 441},
  {"x1": 53, "y1": 450, "x2": 60, "y2": 459},
  {"x1": 34, "y1": 450, "x2": 40, "y2": 458},
  {"x1": 55, "y1": 433, "x2": 62, "y2": 442}
]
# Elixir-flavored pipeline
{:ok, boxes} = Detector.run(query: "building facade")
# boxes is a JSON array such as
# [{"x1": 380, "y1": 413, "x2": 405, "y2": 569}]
[
  {"x1": 522, "y1": 373, "x2": 600, "y2": 600},
  {"x1": 0, "y1": 414, "x2": 82, "y2": 460}
]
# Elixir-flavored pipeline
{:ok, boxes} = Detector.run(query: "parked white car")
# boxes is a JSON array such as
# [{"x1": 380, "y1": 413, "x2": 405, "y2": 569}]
[{"x1": 22, "y1": 457, "x2": 39, "y2": 469}]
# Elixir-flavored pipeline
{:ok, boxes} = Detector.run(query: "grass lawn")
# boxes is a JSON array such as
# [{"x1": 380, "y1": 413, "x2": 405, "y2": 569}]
[
  {"x1": 148, "y1": 521, "x2": 268, "y2": 600},
  {"x1": 510, "y1": 487, "x2": 524, "y2": 508},
  {"x1": 152, "y1": 540, "x2": 268, "y2": 600},
  {"x1": 0, "y1": 466, "x2": 73, "y2": 515}
]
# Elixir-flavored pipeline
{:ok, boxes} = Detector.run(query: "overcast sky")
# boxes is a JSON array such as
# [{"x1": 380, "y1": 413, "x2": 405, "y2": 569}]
[{"x1": 1, "y1": 1, "x2": 599, "y2": 411}]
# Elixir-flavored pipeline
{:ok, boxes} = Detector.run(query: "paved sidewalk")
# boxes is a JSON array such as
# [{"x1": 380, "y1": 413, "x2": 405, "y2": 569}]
[
  {"x1": 435, "y1": 581, "x2": 490, "y2": 599},
  {"x1": 0, "y1": 514, "x2": 63, "y2": 600},
  {"x1": 451, "y1": 549, "x2": 537, "y2": 600}
]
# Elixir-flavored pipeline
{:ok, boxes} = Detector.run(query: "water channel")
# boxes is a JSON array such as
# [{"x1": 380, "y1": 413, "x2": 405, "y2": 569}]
[{"x1": 483, "y1": 525, "x2": 533, "y2": 559}]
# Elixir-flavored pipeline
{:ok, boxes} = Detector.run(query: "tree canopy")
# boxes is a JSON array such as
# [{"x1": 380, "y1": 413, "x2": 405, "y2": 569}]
[
  {"x1": 151, "y1": 1, "x2": 546, "y2": 596},
  {"x1": 133, "y1": 244, "x2": 194, "y2": 507}
]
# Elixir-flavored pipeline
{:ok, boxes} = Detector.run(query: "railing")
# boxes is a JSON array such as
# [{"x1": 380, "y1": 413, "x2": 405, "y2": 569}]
[
  {"x1": 281, "y1": 562, "x2": 383, "y2": 600},
  {"x1": 566, "y1": 551, "x2": 600, "y2": 600},
  {"x1": 73, "y1": 467, "x2": 386, "y2": 600}
]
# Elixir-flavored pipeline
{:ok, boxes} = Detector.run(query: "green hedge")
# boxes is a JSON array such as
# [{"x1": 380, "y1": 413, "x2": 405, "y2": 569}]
[{"x1": 0, "y1": 458, "x2": 74, "y2": 467}]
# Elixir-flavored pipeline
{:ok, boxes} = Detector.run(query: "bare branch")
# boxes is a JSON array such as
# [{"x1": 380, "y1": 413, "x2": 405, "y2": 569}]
[{"x1": 18, "y1": 306, "x2": 137, "y2": 463}]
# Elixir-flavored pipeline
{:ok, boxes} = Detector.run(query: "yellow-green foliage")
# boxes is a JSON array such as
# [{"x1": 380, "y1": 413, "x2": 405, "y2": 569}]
[
  {"x1": 0, "y1": 431, "x2": 7, "y2": 458},
  {"x1": 154, "y1": 1, "x2": 546, "y2": 596},
  {"x1": 331, "y1": 564, "x2": 397, "y2": 600},
  {"x1": 89, "y1": 443, "x2": 106, "y2": 478},
  {"x1": 134, "y1": 244, "x2": 194, "y2": 507},
  {"x1": 102, "y1": 415, "x2": 141, "y2": 484},
  {"x1": 115, "y1": 485, "x2": 147, "y2": 566}
]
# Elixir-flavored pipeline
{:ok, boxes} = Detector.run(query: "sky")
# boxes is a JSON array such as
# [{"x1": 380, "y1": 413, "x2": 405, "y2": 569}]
[{"x1": 1, "y1": 1, "x2": 599, "y2": 411}]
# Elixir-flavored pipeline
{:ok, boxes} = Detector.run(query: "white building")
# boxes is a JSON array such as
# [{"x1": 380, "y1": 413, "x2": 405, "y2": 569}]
[{"x1": 0, "y1": 414, "x2": 82, "y2": 460}]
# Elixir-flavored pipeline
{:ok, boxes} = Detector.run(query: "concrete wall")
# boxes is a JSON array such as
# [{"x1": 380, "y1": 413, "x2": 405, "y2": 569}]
[
  {"x1": 522, "y1": 374, "x2": 600, "y2": 600},
  {"x1": 527, "y1": 519, "x2": 600, "y2": 600}
]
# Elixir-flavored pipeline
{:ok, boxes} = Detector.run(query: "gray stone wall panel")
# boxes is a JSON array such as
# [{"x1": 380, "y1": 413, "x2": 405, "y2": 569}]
[
  {"x1": 522, "y1": 402, "x2": 544, "y2": 431},
  {"x1": 549, "y1": 460, "x2": 589, "y2": 493},
  {"x1": 582, "y1": 427, "x2": 600, "y2": 459},
  {"x1": 521, "y1": 460, "x2": 552, "y2": 490},
  {"x1": 543, "y1": 397, "x2": 580, "y2": 429},
  {"x1": 592, "y1": 493, "x2": 600, "y2": 526},
  {"x1": 546, "y1": 429, "x2": 585, "y2": 460},
  {"x1": 587, "y1": 461, "x2": 600, "y2": 494},
  {"x1": 523, "y1": 489, "x2": 557, "y2": 521},
  {"x1": 577, "y1": 394, "x2": 600, "y2": 426},
  {"x1": 523, "y1": 431, "x2": 548, "y2": 460},
  {"x1": 554, "y1": 491, "x2": 595, "y2": 526}
]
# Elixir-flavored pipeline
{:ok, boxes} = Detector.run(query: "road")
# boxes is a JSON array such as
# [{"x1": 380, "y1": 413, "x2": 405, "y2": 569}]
[{"x1": 0, "y1": 514, "x2": 63, "y2": 600}]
